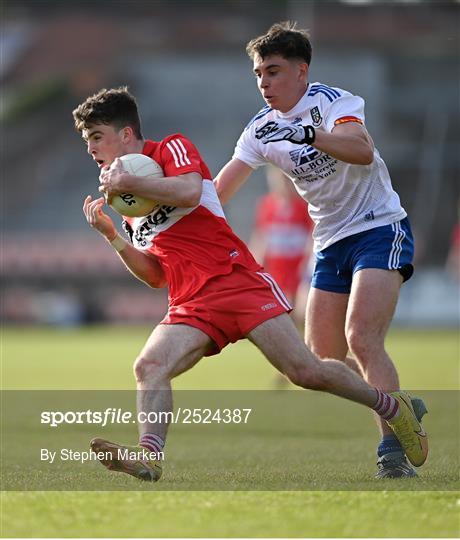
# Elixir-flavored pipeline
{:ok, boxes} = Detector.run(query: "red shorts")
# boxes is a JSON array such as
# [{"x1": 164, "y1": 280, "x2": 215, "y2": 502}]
[{"x1": 160, "y1": 266, "x2": 292, "y2": 355}]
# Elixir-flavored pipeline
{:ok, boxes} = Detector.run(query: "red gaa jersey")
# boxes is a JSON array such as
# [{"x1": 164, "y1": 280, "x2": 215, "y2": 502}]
[
  {"x1": 255, "y1": 193, "x2": 313, "y2": 296},
  {"x1": 122, "y1": 134, "x2": 261, "y2": 306}
]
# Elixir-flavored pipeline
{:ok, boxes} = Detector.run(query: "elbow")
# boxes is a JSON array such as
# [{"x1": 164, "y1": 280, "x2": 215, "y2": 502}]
[
  {"x1": 189, "y1": 191, "x2": 202, "y2": 207},
  {"x1": 363, "y1": 140, "x2": 375, "y2": 164},
  {"x1": 214, "y1": 179, "x2": 224, "y2": 200},
  {"x1": 215, "y1": 184, "x2": 228, "y2": 205},
  {"x1": 145, "y1": 274, "x2": 167, "y2": 288},
  {"x1": 357, "y1": 146, "x2": 374, "y2": 166},
  {"x1": 362, "y1": 150, "x2": 374, "y2": 165},
  {"x1": 182, "y1": 184, "x2": 202, "y2": 207}
]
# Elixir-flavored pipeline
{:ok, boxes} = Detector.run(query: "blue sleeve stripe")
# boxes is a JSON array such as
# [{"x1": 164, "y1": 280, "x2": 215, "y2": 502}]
[
  {"x1": 252, "y1": 105, "x2": 271, "y2": 121},
  {"x1": 308, "y1": 84, "x2": 341, "y2": 103},
  {"x1": 245, "y1": 106, "x2": 272, "y2": 129},
  {"x1": 308, "y1": 88, "x2": 334, "y2": 102},
  {"x1": 315, "y1": 84, "x2": 341, "y2": 98}
]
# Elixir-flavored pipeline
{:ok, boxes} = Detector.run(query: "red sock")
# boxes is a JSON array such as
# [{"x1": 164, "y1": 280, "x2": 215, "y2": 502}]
[
  {"x1": 372, "y1": 389, "x2": 399, "y2": 420},
  {"x1": 139, "y1": 433, "x2": 164, "y2": 454}
]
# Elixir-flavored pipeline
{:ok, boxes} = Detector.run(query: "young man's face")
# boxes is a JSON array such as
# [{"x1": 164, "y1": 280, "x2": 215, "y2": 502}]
[
  {"x1": 82, "y1": 123, "x2": 128, "y2": 168},
  {"x1": 253, "y1": 54, "x2": 308, "y2": 113}
]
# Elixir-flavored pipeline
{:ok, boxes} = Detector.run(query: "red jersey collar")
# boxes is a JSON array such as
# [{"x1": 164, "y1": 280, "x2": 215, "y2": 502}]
[{"x1": 142, "y1": 140, "x2": 156, "y2": 156}]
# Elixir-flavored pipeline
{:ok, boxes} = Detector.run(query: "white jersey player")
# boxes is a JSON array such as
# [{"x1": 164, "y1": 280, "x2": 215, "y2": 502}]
[
  {"x1": 215, "y1": 22, "x2": 425, "y2": 479},
  {"x1": 234, "y1": 83, "x2": 407, "y2": 252}
]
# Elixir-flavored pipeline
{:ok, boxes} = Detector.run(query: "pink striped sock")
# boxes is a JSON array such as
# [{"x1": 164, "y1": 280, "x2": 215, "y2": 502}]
[
  {"x1": 372, "y1": 389, "x2": 400, "y2": 420},
  {"x1": 139, "y1": 433, "x2": 165, "y2": 454}
]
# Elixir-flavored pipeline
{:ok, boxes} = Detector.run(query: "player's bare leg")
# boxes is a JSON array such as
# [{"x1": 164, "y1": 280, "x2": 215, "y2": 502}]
[
  {"x1": 306, "y1": 285, "x2": 401, "y2": 420},
  {"x1": 305, "y1": 269, "x2": 426, "y2": 476},
  {"x1": 92, "y1": 324, "x2": 212, "y2": 481},
  {"x1": 248, "y1": 313, "x2": 427, "y2": 469},
  {"x1": 305, "y1": 288, "x2": 363, "y2": 375},
  {"x1": 344, "y1": 268, "x2": 423, "y2": 476},
  {"x1": 345, "y1": 269, "x2": 402, "y2": 434},
  {"x1": 134, "y1": 323, "x2": 211, "y2": 438},
  {"x1": 249, "y1": 313, "x2": 378, "y2": 405}
]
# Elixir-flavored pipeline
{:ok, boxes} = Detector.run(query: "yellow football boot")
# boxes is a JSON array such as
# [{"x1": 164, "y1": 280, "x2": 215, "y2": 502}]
[{"x1": 386, "y1": 391, "x2": 428, "y2": 467}]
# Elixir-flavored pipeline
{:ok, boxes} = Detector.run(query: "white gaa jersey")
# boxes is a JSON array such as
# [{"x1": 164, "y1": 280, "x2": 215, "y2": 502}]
[{"x1": 233, "y1": 82, "x2": 407, "y2": 252}]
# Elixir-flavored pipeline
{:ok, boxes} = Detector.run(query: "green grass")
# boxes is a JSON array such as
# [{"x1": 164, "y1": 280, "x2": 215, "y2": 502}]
[
  {"x1": 1, "y1": 325, "x2": 459, "y2": 537},
  {"x1": 2, "y1": 491, "x2": 459, "y2": 538},
  {"x1": 2, "y1": 326, "x2": 459, "y2": 390}
]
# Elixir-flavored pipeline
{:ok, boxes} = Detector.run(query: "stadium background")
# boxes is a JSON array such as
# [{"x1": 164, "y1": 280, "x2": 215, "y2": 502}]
[{"x1": 2, "y1": 0, "x2": 459, "y2": 328}]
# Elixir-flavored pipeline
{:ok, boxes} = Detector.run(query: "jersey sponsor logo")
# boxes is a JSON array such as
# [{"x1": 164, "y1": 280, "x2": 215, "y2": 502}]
[
  {"x1": 289, "y1": 147, "x2": 338, "y2": 182},
  {"x1": 133, "y1": 205, "x2": 177, "y2": 246},
  {"x1": 122, "y1": 220, "x2": 134, "y2": 242},
  {"x1": 364, "y1": 210, "x2": 375, "y2": 221},
  {"x1": 289, "y1": 145, "x2": 321, "y2": 167},
  {"x1": 310, "y1": 106, "x2": 322, "y2": 127}
]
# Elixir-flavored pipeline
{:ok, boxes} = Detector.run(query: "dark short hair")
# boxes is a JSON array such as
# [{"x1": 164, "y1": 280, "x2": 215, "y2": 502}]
[
  {"x1": 246, "y1": 21, "x2": 312, "y2": 65},
  {"x1": 72, "y1": 86, "x2": 143, "y2": 139}
]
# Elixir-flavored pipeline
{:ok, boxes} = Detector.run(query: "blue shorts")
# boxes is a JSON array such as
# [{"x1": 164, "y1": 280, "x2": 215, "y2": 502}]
[{"x1": 311, "y1": 218, "x2": 414, "y2": 294}]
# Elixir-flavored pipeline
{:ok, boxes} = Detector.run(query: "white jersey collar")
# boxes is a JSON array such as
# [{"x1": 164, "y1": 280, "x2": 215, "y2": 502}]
[{"x1": 276, "y1": 85, "x2": 310, "y2": 119}]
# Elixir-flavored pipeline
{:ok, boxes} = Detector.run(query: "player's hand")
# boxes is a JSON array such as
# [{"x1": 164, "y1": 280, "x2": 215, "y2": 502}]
[
  {"x1": 83, "y1": 195, "x2": 117, "y2": 241},
  {"x1": 98, "y1": 158, "x2": 128, "y2": 201},
  {"x1": 255, "y1": 120, "x2": 315, "y2": 145}
]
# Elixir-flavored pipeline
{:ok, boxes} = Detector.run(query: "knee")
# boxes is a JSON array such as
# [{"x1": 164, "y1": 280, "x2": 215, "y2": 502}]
[
  {"x1": 305, "y1": 337, "x2": 321, "y2": 358},
  {"x1": 285, "y1": 362, "x2": 327, "y2": 391},
  {"x1": 346, "y1": 327, "x2": 378, "y2": 362},
  {"x1": 304, "y1": 331, "x2": 323, "y2": 358},
  {"x1": 304, "y1": 334, "x2": 334, "y2": 361},
  {"x1": 133, "y1": 355, "x2": 165, "y2": 384}
]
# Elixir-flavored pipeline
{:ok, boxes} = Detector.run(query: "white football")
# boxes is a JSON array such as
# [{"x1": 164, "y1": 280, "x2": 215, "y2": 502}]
[{"x1": 109, "y1": 154, "x2": 163, "y2": 217}]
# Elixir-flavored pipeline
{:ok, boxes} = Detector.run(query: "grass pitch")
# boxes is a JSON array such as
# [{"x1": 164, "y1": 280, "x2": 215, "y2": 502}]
[{"x1": 1, "y1": 325, "x2": 459, "y2": 537}]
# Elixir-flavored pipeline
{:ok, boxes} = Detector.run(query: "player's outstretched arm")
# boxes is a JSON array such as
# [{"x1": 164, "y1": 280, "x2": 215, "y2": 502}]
[
  {"x1": 255, "y1": 120, "x2": 374, "y2": 166},
  {"x1": 214, "y1": 158, "x2": 253, "y2": 205},
  {"x1": 83, "y1": 196, "x2": 166, "y2": 288}
]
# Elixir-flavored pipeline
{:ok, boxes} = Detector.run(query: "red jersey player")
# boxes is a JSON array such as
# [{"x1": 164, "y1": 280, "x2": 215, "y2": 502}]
[
  {"x1": 446, "y1": 205, "x2": 460, "y2": 282},
  {"x1": 120, "y1": 136, "x2": 289, "y2": 332},
  {"x1": 73, "y1": 87, "x2": 428, "y2": 482},
  {"x1": 250, "y1": 165, "x2": 313, "y2": 323}
]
